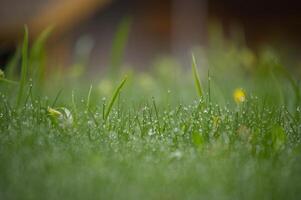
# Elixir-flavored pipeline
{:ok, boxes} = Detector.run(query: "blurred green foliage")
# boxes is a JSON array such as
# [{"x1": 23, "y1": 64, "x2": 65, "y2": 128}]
[{"x1": 0, "y1": 22, "x2": 301, "y2": 200}]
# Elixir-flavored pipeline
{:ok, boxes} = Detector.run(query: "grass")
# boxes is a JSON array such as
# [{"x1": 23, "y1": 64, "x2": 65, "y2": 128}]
[
  {"x1": 0, "y1": 26, "x2": 301, "y2": 200},
  {"x1": 109, "y1": 17, "x2": 131, "y2": 77},
  {"x1": 191, "y1": 53, "x2": 203, "y2": 98},
  {"x1": 16, "y1": 26, "x2": 29, "y2": 107},
  {"x1": 104, "y1": 76, "x2": 127, "y2": 121}
]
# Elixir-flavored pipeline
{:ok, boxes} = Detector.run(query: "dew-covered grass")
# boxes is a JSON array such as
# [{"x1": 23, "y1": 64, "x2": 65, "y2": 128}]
[{"x1": 0, "y1": 26, "x2": 301, "y2": 199}]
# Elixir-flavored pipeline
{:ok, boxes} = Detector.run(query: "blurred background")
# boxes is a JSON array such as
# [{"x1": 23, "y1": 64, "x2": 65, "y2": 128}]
[{"x1": 0, "y1": 0, "x2": 301, "y2": 71}]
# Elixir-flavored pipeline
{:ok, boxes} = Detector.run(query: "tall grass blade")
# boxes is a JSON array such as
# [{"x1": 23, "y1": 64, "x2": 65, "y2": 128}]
[
  {"x1": 279, "y1": 67, "x2": 301, "y2": 106},
  {"x1": 51, "y1": 89, "x2": 63, "y2": 107},
  {"x1": 152, "y1": 97, "x2": 161, "y2": 133},
  {"x1": 72, "y1": 90, "x2": 77, "y2": 122},
  {"x1": 86, "y1": 85, "x2": 93, "y2": 111},
  {"x1": 104, "y1": 76, "x2": 127, "y2": 121},
  {"x1": 109, "y1": 17, "x2": 131, "y2": 76},
  {"x1": 5, "y1": 47, "x2": 21, "y2": 79},
  {"x1": 17, "y1": 26, "x2": 29, "y2": 107},
  {"x1": 191, "y1": 53, "x2": 203, "y2": 98},
  {"x1": 207, "y1": 70, "x2": 211, "y2": 103},
  {"x1": 29, "y1": 26, "x2": 53, "y2": 84}
]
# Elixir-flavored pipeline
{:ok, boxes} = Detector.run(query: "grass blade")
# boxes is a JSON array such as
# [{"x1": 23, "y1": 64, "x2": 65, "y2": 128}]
[
  {"x1": 104, "y1": 76, "x2": 127, "y2": 121},
  {"x1": 0, "y1": 78, "x2": 19, "y2": 85},
  {"x1": 152, "y1": 97, "x2": 161, "y2": 133},
  {"x1": 30, "y1": 26, "x2": 53, "y2": 84},
  {"x1": 109, "y1": 17, "x2": 131, "y2": 76},
  {"x1": 86, "y1": 84, "x2": 93, "y2": 111},
  {"x1": 51, "y1": 89, "x2": 63, "y2": 107},
  {"x1": 72, "y1": 90, "x2": 77, "y2": 122},
  {"x1": 0, "y1": 69, "x2": 18, "y2": 85},
  {"x1": 17, "y1": 26, "x2": 29, "y2": 107},
  {"x1": 191, "y1": 53, "x2": 203, "y2": 98},
  {"x1": 5, "y1": 47, "x2": 21, "y2": 79}
]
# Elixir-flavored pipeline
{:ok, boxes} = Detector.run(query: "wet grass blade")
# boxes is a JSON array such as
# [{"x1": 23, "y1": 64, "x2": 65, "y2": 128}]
[
  {"x1": 17, "y1": 26, "x2": 29, "y2": 107},
  {"x1": 109, "y1": 17, "x2": 131, "y2": 76},
  {"x1": 191, "y1": 53, "x2": 203, "y2": 98},
  {"x1": 104, "y1": 76, "x2": 127, "y2": 121},
  {"x1": 72, "y1": 90, "x2": 77, "y2": 122},
  {"x1": 86, "y1": 85, "x2": 93, "y2": 111},
  {"x1": 152, "y1": 97, "x2": 161, "y2": 133}
]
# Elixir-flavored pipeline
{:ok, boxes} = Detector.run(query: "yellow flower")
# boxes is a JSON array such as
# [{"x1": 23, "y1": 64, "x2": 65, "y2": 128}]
[{"x1": 233, "y1": 88, "x2": 246, "y2": 104}]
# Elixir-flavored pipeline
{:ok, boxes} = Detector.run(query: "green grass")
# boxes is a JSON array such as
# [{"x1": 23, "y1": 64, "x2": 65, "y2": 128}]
[
  {"x1": 191, "y1": 53, "x2": 203, "y2": 98},
  {"x1": 109, "y1": 17, "x2": 131, "y2": 77},
  {"x1": 0, "y1": 27, "x2": 301, "y2": 200},
  {"x1": 16, "y1": 26, "x2": 29, "y2": 107},
  {"x1": 104, "y1": 76, "x2": 127, "y2": 121}
]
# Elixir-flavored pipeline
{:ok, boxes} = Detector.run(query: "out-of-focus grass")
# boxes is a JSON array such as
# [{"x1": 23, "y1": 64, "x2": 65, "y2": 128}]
[
  {"x1": 109, "y1": 17, "x2": 131, "y2": 77},
  {"x1": 16, "y1": 26, "x2": 29, "y2": 107},
  {"x1": 191, "y1": 53, "x2": 203, "y2": 98},
  {"x1": 0, "y1": 24, "x2": 301, "y2": 200}
]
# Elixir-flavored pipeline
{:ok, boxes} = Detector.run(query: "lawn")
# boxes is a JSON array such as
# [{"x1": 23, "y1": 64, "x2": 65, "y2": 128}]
[{"x1": 0, "y1": 26, "x2": 301, "y2": 200}]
